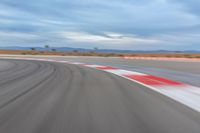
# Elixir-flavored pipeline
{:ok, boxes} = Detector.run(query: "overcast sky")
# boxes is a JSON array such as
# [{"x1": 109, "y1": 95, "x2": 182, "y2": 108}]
[{"x1": 0, "y1": 0, "x2": 200, "y2": 50}]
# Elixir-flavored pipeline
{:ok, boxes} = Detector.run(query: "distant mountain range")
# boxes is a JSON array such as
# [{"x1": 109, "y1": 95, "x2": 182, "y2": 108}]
[{"x1": 0, "y1": 46, "x2": 199, "y2": 54}]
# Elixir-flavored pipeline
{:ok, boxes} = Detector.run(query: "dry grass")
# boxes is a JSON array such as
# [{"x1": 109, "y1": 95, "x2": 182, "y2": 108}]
[
  {"x1": 0, "y1": 50, "x2": 200, "y2": 58},
  {"x1": 0, "y1": 50, "x2": 123, "y2": 57}
]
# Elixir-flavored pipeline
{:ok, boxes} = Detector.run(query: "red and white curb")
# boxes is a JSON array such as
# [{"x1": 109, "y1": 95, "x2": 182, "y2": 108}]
[
  {"x1": 2, "y1": 57, "x2": 200, "y2": 112},
  {"x1": 82, "y1": 64, "x2": 200, "y2": 112}
]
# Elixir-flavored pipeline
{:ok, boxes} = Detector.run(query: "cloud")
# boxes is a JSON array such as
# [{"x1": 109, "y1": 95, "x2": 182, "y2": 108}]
[
  {"x1": 170, "y1": 0, "x2": 200, "y2": 16},
  {"x1": 0, "y1": 31, "x2": 41, "y2": 45},
  {"x1": 62, "y1": 32, "x2": 160, "y2": 45},
  {"x1": 60, "y1": 31, "x2": 200, "y2": 50},
  {"x1": 0, "y1": 0, "x2": 199, "y2": 50}
]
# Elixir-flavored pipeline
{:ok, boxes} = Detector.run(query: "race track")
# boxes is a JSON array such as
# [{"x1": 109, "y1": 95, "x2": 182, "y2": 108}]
[{"x1": 0, "y1": 59, "x2": 200, "y2": 133}]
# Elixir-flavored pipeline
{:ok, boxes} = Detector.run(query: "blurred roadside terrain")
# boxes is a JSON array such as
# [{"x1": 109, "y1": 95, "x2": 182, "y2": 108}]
[{"x1": 0, "y1": 49, "x2": 200, "y2": 58}]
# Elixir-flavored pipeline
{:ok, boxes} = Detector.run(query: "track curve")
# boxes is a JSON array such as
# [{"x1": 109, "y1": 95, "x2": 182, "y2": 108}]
[{"x1": 0, "y1": 59, "x2": 199, "y2": 133}]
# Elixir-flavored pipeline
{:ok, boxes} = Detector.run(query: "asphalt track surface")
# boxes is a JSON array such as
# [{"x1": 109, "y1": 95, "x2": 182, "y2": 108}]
[
  {"x1": 0, "y1": 59, "x2": 200, "y2": 133},
  {"x1": 47, "y1": 57, "x2": 200, "y2": 87}
]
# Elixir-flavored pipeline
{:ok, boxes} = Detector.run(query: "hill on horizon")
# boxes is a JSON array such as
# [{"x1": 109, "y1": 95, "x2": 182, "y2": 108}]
[{"x1": 0, "y1": 46, "x2": 199, "y2": 54}]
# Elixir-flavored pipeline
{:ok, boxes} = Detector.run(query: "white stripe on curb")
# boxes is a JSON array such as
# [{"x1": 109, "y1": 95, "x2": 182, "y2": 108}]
[{"x1": 103, "y1": 69, "x2": 146, "y2": 76}]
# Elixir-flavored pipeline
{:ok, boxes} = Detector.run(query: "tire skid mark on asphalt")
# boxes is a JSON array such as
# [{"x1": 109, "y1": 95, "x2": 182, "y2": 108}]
[
  {"x1": 0, "y1": 61, "x2": 43, "y2": 88},
  {"x1": 0, "y1": 63, "x2": 57, "y2": 110}
]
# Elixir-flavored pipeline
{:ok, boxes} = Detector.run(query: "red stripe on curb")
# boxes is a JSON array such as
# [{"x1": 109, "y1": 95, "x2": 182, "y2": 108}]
[
  {"x1": 123, "y1": 75, "x2": 183, "y2": 86},
  {"x1": 146, "y1": 75, "x2": 183, "y2": 86},
  {"x1": 95, "y1": 66, "x2": 119, "y2": 70}
]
